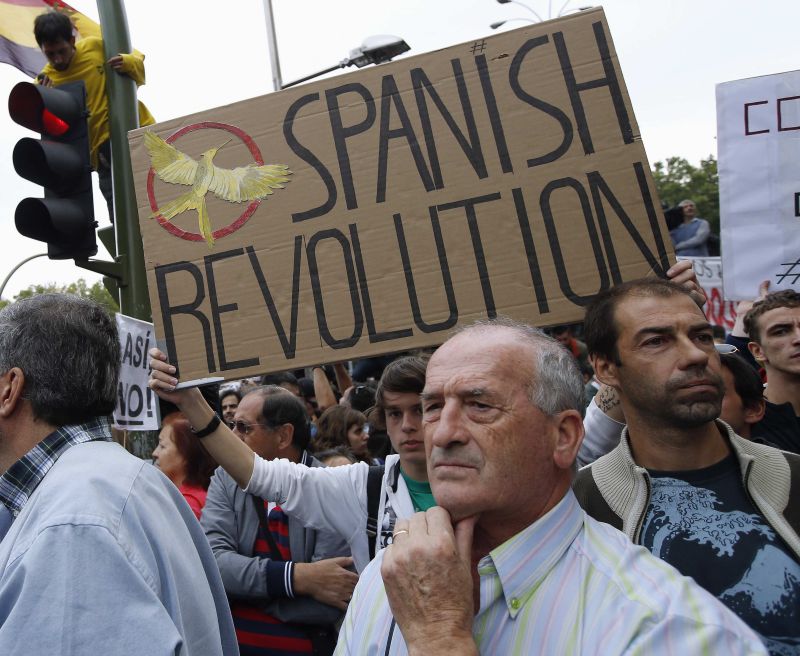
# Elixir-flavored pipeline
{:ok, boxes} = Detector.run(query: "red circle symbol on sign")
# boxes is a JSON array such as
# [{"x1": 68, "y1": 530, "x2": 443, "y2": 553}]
[{"x1": 146, "y1": 122, "x2": 264, "y2": 242}]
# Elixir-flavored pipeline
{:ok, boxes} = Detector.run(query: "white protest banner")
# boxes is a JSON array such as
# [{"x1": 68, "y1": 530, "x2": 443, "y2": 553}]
[
  {"x1": 678, "y1": 256, "x2": 738, "y2": 331},
  {"x1": 717, "y1": 69, "x2": 800, "y2": 300},
  {"x1": 113, "y1": 314, "x2": 158, "y2": 431}
]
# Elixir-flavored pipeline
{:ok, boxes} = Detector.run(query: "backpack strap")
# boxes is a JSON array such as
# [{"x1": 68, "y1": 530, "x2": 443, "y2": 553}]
[{"x1": 365, "y1": 465, "x2": 385, "y2": 560}]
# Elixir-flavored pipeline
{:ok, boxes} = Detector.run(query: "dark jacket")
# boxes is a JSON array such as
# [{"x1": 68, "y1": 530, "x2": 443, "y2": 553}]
[{"x1": 201, "y1": 451, "x2": 350, "y2": 626}]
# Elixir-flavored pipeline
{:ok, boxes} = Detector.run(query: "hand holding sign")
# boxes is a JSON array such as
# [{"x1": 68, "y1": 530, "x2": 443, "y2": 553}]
[
  {"x1": 667, "y1": 259, "x2": 707, "y2": 308},
  {"x1": 149, "y1": 347, "x2": 256, "y2": 488}
]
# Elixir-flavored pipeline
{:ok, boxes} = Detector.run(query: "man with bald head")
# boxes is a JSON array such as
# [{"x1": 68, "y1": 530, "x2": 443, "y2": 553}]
[{"x1": 334, "y1": 318, "x2": 764, "y2": 655}]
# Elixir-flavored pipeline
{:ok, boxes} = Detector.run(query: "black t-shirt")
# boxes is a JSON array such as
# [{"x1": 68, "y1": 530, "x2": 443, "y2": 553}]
[
  {"x1": 641, "y1": 455, "x2": 800, "y2": 655},
  {"x1": 752, "y1": 401, "x2": 800, "y2": 455}
]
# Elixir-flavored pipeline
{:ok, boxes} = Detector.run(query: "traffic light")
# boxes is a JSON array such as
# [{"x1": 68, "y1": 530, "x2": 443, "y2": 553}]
[{"x1": 8, "y1": 80, "x2": 97, "y2": 260}]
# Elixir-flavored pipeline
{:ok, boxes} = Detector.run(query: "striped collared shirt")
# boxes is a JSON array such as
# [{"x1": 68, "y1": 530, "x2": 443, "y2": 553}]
[
  {"x1": 0, "y1": 417, "x2": 113, "y2": 518},
  {"x1": 335, "y1": 490, "x2": 766, "y2": 655}
]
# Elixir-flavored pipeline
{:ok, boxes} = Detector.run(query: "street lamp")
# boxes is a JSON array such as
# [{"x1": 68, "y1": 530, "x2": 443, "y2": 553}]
[
  {"x1": 0, "y1": 253, "x2": 47, "y2": 302},
  {"x1": 262, "y1": 2, "x2": 409, "y2": 90},
  {"x1": 490, "y1": 17, "x2": 536, "y2": 29},
  {"x1": 497, "y1": 0, "x2": 544, "y2": 22},
  {"x1": 491, "y1": 0, "x2": 593, "y2": 29},
  {"x1": 281, "y1": 35, "x2": 411, "y2": 89}
]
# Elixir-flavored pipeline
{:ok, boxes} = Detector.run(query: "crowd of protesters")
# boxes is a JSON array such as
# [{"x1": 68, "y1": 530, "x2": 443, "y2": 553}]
[
  {"x1": 6, "y1": 8, "x2": 796, "y2": 655},
  {"x1": 0, "y1": 253, "x2": 795, "y2": 654},
  {"x1": 4, "y1": 16, "x2": 798, "y2": 651}
]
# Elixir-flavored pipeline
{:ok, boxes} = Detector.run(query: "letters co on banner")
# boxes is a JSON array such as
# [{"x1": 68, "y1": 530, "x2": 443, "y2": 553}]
[
  {"x1": 130, "y1": 8, "x2": 674, "y2": 384},
  {"x1": 717, "y1": 68, "x2": 800, "y2": 300},
  {"x1": 113, "y1": 314, "x2": 158, "y2": 431}
]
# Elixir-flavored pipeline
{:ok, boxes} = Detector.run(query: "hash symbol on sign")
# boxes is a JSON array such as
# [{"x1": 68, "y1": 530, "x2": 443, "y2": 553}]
[
  {"x1": 775, "y1": 258, "x2": 800, "y2": 285},
  {"x1": 470, "y1": 40, "x2": 487, "y2": 54}
]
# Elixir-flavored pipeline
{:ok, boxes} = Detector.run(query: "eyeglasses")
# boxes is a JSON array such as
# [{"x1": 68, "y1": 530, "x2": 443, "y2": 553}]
[
  {"x1": 715, "y1": 344, "x2": 739, "y2": 355},
  {"x1": 228, "y1": 420, "x2": 271, "y2": 435}
]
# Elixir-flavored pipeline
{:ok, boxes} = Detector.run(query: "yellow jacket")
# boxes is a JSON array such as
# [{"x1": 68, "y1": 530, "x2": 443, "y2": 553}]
[{"x1": 39, "y1": 36, "x2": 155, "y2": 169}]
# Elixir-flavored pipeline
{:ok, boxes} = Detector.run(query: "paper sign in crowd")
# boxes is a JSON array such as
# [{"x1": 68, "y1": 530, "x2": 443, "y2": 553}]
[
  {"x1": 717, "y1": 68, "x2": 800, "y2": 300},
  {"x1": 113, "y1": 314, "x2": 158, "y2": 431}
]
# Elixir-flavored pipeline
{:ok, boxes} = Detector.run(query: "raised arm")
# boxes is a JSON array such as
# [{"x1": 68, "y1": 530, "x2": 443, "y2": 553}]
[
  {"x1": 149, "y1": 348, "x2": 254, "y2": 487},
  {"x1": 312, "y1": 366, "x2": 337, "y2": 412},
  {"x1": 333, "y1": 363, "x2": 353, "y2": 397},
  {"x1": 150, "y1": 348, "x2": 370, "y2": 568}
]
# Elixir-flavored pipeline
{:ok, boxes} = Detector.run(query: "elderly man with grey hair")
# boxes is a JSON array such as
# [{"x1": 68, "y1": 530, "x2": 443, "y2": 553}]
[
  {"x1": 670, "y1": 198, "x2": 711, "y2": 256},
  {"x1": 0, "y1": 295, "x2": 237, "y2": 654},
  {"x1": 334, "y1": 318, "x2": 766, "y2": 655}
]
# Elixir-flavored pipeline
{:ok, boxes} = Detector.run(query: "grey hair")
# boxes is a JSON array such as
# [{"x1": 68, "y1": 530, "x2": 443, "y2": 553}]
[
  {"x1": 453, "y1": 317, "x2": 585, "y2": 417},
  {"x1": 678, "y1": 199, "x2": 695, "y2": 207},
  {"x1": 0, "y1": 294, "x2": 120, "y2": 426}
]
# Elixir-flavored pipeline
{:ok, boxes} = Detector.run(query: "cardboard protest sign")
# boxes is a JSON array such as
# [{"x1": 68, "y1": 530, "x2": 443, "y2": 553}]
[
  {"x1": 717, "y1": 69, "x2": 800, "y2": 300},
  {"x1": 129, "y1": 8, "x2": 672, "y2": 383},
  {"x1": 678, "y1": 256, "x2": 738, "y2": 331},
  {"x1": 113, "y1": 314, "x2": 159, "y2": 431}
]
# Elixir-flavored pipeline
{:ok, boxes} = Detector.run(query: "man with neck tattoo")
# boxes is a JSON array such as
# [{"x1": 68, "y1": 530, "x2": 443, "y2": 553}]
[{"x1": 574, "y1": 279, "x2": 800, "y2": 655}]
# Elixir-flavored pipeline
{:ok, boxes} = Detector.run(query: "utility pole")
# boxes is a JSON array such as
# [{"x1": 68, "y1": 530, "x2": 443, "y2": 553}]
[
  {"x1": 79, "y1": 0, "x2": 151, "y2": 320},
  {"x1": 262, "y1": 0, "x2": 283, "y2": 91}
]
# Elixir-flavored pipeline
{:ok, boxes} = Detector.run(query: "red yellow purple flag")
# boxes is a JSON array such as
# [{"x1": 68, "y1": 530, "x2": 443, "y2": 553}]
[{"x1": 0, "y1": 0, "x2": 99, "y2": 77}]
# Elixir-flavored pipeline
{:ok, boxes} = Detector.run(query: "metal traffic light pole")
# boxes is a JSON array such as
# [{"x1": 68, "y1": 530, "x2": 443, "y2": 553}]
[{"x1": 85, "y1": 0, "x2": 150, "y2": 321}]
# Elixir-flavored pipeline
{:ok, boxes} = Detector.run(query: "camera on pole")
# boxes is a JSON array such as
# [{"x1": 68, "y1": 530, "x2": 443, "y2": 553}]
[{"x1": 8, "y1": 80, "x2": 97, "y2": 260}]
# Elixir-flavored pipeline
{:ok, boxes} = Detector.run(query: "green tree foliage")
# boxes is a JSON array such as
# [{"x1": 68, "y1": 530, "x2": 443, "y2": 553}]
[
  {"x1": 0, "y1": 279, "x2": 119, "y2": 314},
  {"x1": 651, "y1": 155, "x2": 719, "y2": 235}
]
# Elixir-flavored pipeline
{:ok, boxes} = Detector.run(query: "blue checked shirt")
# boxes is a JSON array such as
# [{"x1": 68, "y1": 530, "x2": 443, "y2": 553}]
[{"x1": 0, "y1": 417, "x2": 112, "y2": 530}]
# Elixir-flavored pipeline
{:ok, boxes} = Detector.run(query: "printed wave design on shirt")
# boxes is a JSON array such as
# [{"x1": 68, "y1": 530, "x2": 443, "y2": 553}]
[
  {"x1": 643, "y1": 478, "x2": 800, "y2": 656},
  {"x1": 643, "y1": 480, "x2": 773, "y2": 558},
  {"x1": 720, "y1": 544, "x2": 800, "y2": 656}
]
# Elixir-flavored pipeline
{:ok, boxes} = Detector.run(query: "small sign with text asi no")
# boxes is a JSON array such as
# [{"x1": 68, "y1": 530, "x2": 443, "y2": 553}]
[
  {"x1": 717, "y1": 68, "x2": 800, "y2": 300},
  {"x1": 113, "y1": 314, "x2": 158, "y2": 431}
]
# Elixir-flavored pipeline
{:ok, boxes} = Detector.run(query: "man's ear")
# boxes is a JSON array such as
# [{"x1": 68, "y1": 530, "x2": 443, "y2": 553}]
[
  {"x1": 0, "y1": 368, "x2": 26, "y2": 419},
  {"x1": 552, "y1": 409, "x2": 584, "y2": 470},
  {"x1": 744, "y1": 399, "x2": 766, "y2": 426},
  {"x1": 275, "y1": 423, "x2": 295, "y2": 451},
  {"x1": 590, "y1": 353, "x2": 620, "y2": 389},
  {"x1": 748, "y1": 341, "x2": 766, "y2": 365}
]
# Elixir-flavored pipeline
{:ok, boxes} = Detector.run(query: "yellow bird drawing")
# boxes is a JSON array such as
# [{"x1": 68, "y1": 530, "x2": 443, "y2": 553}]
[{"x1": 144, "y1": 131, "x2": 291, "y2": 247}]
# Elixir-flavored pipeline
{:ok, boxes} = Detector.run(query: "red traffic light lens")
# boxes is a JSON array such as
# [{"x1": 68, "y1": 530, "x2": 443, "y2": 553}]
[{"x1": 42, "y1": 108, "x2": 69, "y2": 136}]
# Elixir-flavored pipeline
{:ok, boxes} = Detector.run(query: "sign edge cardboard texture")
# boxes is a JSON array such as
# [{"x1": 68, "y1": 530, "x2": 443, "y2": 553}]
[{"x1": 129, "y1": 8, "x2": 672, "y2": 382}]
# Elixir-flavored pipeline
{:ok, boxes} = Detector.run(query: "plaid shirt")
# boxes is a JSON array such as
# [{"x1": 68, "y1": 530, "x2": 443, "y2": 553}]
[{"x1": 0, "y1": 416, "x2": 113, "y2": 518}]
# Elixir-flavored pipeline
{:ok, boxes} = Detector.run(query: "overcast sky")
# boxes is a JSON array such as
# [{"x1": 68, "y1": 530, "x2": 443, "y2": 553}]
[{"x1": 1, "y1": 0, "x2": 798, "y2": 299}]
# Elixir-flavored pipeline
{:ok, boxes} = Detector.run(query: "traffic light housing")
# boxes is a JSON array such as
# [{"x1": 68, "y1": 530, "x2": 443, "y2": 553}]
[{"x1": 9, "y1": 80, "x2": 97, "y2": 260}]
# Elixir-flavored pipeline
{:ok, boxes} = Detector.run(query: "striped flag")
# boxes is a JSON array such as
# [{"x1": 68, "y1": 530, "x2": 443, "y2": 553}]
[{"x1": 0, "y1": 0, "x2": 99, "y2": 77}]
